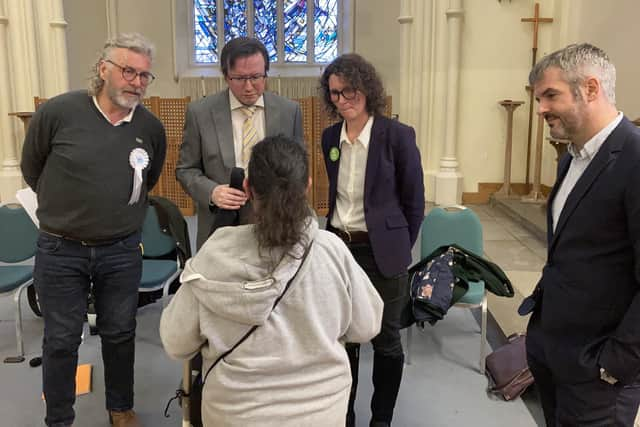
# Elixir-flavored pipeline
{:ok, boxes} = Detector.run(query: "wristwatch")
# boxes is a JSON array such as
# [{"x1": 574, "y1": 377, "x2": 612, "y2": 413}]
[{"x1": 599, "y1": 367, "x2": 618, "y2": 385}]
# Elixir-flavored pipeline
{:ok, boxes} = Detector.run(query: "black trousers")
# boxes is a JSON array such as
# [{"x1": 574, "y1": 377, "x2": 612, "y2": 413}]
[
  {"x1": 345, "y1": 242, "x2": 408, "y2": 426},
  {"x1": 527, "y1": 315, "x2": 640, "y2": 426}
]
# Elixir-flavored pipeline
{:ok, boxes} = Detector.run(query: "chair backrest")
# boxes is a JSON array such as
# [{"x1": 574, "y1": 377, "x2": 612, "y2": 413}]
[
  {"x1": 0, "y1": 204, "x2": 39, "y2": 263},
  {"x1": 421, "y1": 206, "x2": 483, "y2": 259},
  {"x1": 142, "y1": 205, "x2": 177, "y2": 258}
]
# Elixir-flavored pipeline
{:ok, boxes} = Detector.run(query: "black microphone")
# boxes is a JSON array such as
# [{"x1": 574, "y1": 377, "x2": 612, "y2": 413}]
[
  {"x1": 229, "y1": 167, "x2": 245, "y2": 191},
  {"x1": 208, "y1": 167, "x2": 246, "y2": 237}
]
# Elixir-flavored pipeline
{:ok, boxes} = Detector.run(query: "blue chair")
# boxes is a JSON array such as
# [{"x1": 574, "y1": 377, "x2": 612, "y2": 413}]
[
  {"x1": 139, "y1": 204, "x2": 182, "y2": 308},
  {"x1": 407, "y1": 205, "x2": 487, "y2": 374},
  {"x1": 0, "y1": 203, "x2": 39, "y2": 363}
]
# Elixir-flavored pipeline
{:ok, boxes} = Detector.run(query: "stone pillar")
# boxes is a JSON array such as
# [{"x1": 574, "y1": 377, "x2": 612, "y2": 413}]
[
  {"x1": 397, "y1": 0, "x2": 435, "y2": 201},
  {"x1": 0, "y1": 0, "x2": 69, "y2": 202},
  {"x1": 435, "y1": 0, "x2": 464, "y2": 206},
  {"x1": 35, "y1": 0, "x2": 69, "y2": 96},
  {"x1": 7, "y1": 0, "x2": 41, "y2": 109},
  {"x1": 0, "y1": 0, "x2": 22, "y2": 202}
]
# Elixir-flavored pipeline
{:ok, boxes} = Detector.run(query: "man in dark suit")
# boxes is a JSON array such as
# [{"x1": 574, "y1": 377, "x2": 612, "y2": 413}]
[
  {"x1": 520, "y1": 43, "x2": 640, "y2": 426},
  {"x1": 320, "y1": 53, "x2": 425, "y2": 427},
  {"x1": 176, "y1": 37, "x2": 303, "y2": 248}
]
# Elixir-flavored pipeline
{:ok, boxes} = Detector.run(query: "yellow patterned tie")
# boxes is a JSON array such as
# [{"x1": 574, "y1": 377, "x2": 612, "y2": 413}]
[{"x1": 241, "y1": 106, "x2": 259, "y2": 167}]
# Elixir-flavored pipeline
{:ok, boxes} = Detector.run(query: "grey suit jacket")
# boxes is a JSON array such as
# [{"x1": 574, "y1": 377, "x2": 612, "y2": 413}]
[{"x1": 176, "y1": 89, "x2": 303, "y2": 248}]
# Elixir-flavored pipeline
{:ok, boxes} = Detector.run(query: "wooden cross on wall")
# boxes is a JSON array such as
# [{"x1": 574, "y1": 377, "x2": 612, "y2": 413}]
[
  {"x1": 521, "y1": 2, "x2": 553, "y2": 185},
  {"x1": 521, "y1": 3, "x2": 553, "y2": 66}
]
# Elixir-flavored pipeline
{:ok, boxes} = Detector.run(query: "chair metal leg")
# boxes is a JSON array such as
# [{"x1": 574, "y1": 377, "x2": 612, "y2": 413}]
[
  {"x1": 4, "y1": 280, "x2": 32, "y2": 363},
  {"x1": 15, "y1": 280, "x2": 32, "y2": 357},
  {"x1": 405, "y1": 326, "x2": 413, "y2": 365},
  {"x1": 480, "y1": 292, "x2": 487, "y2": 375},
  {"x1": 162, "y1": 283, "x2": 170, "y2": 309},
  {"x1": 162, "y1": 269, "x2": 182, "y2": 309}
]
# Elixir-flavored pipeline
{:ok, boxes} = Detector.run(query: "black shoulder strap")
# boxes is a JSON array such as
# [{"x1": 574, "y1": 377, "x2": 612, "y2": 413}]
[{"x1": 201, "y1": 241, "x2": 313, "y2": 385}]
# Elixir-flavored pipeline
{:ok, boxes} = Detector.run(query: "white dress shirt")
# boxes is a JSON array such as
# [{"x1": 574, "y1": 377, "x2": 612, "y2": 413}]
[
  {"x1": 551, "y1": 112, "x2": 623, "y2": 231},
  {"x1": 330, "y1": 116, "x2": 374, "y2": 232},
  {"x1": 229, "y1": 91, "x2": 265, "y2": 167}
]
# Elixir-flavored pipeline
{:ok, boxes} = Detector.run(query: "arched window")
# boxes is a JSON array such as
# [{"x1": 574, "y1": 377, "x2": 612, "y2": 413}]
[{"x1": 192, "y1": 0, "x2": 348, "y2": 67}]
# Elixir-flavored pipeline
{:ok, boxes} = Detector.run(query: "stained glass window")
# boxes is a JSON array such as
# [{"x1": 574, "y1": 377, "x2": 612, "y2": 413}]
[
  {"x1": 254, "y1": 0, "x2": 278, "y2": 61},
  {"x1": 194, "y1": 0, "x2": 218, "y2": 63},
  {"x1": 224, "y1": 0, "x2": 247, "y2": 42},
  {"x1": 283, "y1": 0, "x2": 307, "y2": 62},
  {"x1": 193, "y1": 0, "x2": 339, "y2": 65},
  {"x1": 314, "y1": 0, "x2": 337, "y2": 63}
]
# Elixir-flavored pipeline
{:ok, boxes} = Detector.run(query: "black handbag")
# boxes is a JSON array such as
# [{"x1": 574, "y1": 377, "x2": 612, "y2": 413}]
[{"x1": 164, "y1": 242, "x2": 313, "y2": 426}]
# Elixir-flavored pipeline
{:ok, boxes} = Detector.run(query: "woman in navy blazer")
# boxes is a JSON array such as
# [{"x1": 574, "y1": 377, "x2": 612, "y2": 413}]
[{"x1": 319, "y1": 54, "x2": 425, "y2": 427}]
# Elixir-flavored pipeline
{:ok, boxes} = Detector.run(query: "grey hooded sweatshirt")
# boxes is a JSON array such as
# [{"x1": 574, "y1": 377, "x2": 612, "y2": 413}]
[{"x1": 160, "y1": 219, "x2": 383, "y2": 427}]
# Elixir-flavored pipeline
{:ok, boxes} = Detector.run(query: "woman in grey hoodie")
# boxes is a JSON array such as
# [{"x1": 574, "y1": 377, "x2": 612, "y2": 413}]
[{"x1": 160, "y1": 135, "x2": 384, "y2": 427}]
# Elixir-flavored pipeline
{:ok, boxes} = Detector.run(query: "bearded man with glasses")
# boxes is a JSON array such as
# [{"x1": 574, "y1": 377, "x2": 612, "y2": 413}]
[
  {"x1": 20, "y1": 32, "x2": 166, "y2": 427},
  {"x1": 177, "y1": 37, "x2": 303, "y2": 249}
]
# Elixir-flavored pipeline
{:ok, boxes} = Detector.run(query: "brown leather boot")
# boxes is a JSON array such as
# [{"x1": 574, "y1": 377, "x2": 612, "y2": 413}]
[{"x1": 109, "y1": 409, "x2": 142, "y2": 427}]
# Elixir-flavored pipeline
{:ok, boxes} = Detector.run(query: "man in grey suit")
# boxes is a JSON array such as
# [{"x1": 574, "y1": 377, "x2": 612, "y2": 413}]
[{"x1": 176, "y1": 37, "x2": 303, "y2": 248}]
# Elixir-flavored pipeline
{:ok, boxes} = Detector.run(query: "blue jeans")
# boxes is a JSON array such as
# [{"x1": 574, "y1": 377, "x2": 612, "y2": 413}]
[{"x1": 34, "y1": 231, "x2": 142, "y2": 427}]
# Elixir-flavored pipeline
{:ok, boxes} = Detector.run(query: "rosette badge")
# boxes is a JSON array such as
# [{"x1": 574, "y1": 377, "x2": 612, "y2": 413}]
[{"x1": 128, "y1": 148, "x2": 149, "y2": 205}]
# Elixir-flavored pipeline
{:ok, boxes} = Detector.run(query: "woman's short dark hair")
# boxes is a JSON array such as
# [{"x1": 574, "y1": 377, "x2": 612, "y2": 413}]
[
  {"x1": 319, "y1": 53, "x2": 386, "y2": 119},
  {"x1": 220, "y1": 37, "x2": 270, "y2": 77},
  {"x1": 248, "y1": 135, "x2": 312, "y2": 251}
]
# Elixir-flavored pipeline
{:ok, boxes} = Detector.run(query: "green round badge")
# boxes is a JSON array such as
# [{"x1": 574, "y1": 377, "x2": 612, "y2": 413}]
[{"x1": 329, "y1": 147, "x2": 340, "y2": 162}]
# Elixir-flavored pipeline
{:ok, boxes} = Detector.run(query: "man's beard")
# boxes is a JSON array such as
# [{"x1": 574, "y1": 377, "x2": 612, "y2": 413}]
[
  {"x1": 546, "y1": 104, "x2": 585, "y2": 142},
  {"x1": 108, "y1": 85, "x2": 143, "y2": 110}
]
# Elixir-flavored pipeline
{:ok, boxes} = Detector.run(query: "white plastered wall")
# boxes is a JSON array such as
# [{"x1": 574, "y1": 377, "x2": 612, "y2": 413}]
[
  {"x1": 392, "y1": 0, "x2": 640, "y2": 200},
  {"x1": 2, "y1": 0, "x2": 639, "y2": 202}
]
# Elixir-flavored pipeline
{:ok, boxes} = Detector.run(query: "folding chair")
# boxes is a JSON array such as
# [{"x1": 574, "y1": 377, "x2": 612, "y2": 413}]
[
  {"x1": 139, "y1": 204, "x2": 182, "y2": 308},
  {"x1": 406, "y1": 205, "x2": 487, "y2": 374},
  {"x1": 0, "y1": 202, "x2": 39, "y2": 363}
]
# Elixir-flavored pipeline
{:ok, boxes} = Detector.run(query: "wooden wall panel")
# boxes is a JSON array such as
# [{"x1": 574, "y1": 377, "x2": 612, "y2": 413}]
[{"x1": 144, "y1": 97, "x2": 194, "y2": 216}]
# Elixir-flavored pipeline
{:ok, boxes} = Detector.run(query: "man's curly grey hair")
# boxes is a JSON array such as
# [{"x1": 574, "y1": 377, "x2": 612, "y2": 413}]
[{"x1": 88, "y1": 33, "x2": 155, "y2": 96}]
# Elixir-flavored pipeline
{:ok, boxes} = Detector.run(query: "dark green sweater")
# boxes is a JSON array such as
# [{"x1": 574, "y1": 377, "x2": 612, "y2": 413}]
[{"x1": 21, "y1": 90, "x2": 166, "y2": 241}]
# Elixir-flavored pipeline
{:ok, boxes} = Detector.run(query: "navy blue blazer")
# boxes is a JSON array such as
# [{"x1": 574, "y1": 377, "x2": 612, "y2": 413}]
[
  {"x1": 321, "y1": 115, "x2": 425, "y2": 278},
  {"x1": 525, "y1": 117, "x2": 640, "y2": 385}
]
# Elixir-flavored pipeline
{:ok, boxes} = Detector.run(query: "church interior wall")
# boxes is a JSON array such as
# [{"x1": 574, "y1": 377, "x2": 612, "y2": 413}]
[
  {"x1": 433, "y1": 0, "x2": 640, "y2": 195},
  {"x1": 117, "y1": 0, "x2": 181, "y2": 97},
  {"x1": 64, "y1": 0, "x2": 180, "y2": 97},
  {"x1": 570, "y1": 0, "x2": 639, "y2": 119},
  {"x1": 455, "y1": 0, "x2": 541, "y2": 192},
  {"x1": 3, "y1": 0, "x2": 639, "y2": 203},
  {"x1": 352, "y1": 0, "x2": 401, "y2": 108},
  {"x1": 64, "y1": 0, "x2": 107, "y2": 95},
  {"x1": 63, "y1": 0, "x2": 404, "y2": 100}
]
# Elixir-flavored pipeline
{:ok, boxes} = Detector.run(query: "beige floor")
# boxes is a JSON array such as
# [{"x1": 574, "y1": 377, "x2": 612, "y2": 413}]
[{"x1": 464, "y1": 204, "x2": 543, "y2": 337}]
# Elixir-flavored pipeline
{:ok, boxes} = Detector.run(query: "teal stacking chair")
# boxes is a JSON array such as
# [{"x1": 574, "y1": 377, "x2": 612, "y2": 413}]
[
  {"x1": 0, "y1": 203, "x2": 39, "y2": 363},
  {"x1": 139, "y1": 204, "x2": 182, "y2": 308},
  {"x1": 407, "y1": 205, "x2": 487, "y2": 374}
]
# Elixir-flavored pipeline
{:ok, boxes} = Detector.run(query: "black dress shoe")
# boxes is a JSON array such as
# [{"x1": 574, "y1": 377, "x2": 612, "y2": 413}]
[{"x1": 370, "y1": 421, "x2": 390, "y2": 427}]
